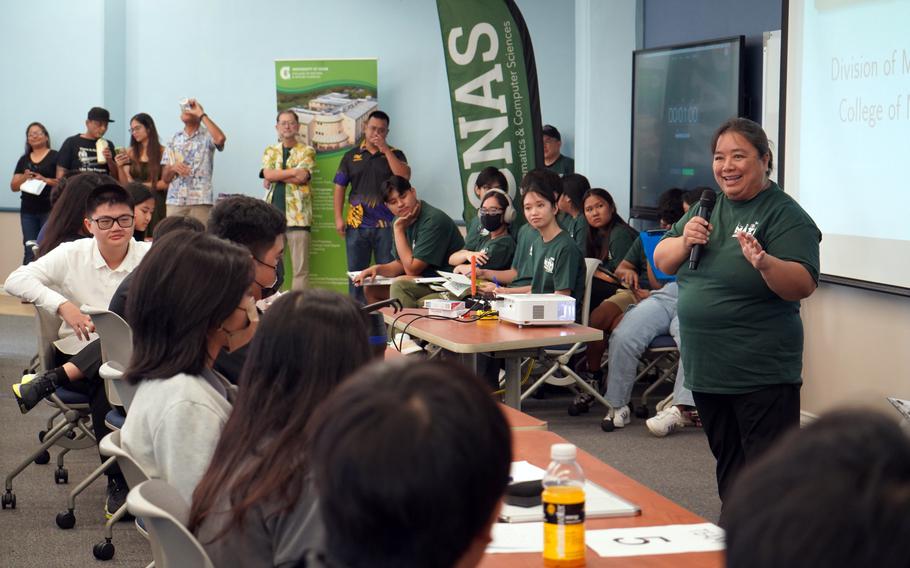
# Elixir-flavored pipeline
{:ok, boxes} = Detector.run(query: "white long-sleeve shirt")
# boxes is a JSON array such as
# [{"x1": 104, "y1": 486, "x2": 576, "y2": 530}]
[
  {"x1": 120, "y1": 371, "x2": 232, "y2": 503},
  {"x1": 4, "y1": 238, "x2": 150, "y2": 337}
]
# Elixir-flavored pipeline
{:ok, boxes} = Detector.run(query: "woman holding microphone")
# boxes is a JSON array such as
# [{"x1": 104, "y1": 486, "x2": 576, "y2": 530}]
[{"x1": 654, "y1": 118, "x2": 820, "y2": 507}]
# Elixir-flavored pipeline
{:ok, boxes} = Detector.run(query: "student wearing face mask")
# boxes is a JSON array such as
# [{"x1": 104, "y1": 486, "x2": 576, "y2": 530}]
[
  {"x1": 120, "y1": 231, "x2": 257, "y2": 504},
  {"x1": 450, "y1": 187, "x2": 516, "y2": 278},
  {"x1": 207, "y1": 196, "x2": 287, "y2": 383}
]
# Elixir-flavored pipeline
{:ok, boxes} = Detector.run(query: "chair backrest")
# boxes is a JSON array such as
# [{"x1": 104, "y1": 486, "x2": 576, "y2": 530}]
[
  {"x1": 127, "y1": 480, "x2": 215, "y2": 568},
  {"x1": 581, "y1": 258, "x2": 602, "y2": 327},
  {"x1": 99, "y1": 430, "x2": 151, "y2": 490},
  {"x1": 32, "y1": 304, "x2": 62, "y2": 372},
  {"x1": 82, "y1": 305, "x2": 136, "y2": 410}
]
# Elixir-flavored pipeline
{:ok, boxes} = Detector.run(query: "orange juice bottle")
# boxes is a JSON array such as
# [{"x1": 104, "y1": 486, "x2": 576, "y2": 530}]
[{"x1": 542, "y1": 443, "x2": 586, "y2": 567}]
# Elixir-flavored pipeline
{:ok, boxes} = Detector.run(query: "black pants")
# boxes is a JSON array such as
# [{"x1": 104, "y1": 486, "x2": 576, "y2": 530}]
[
  {"x1": 693, "y1": 384, "x2": 801, "y2": 510},
  {"x1": 55, "y1": 340, "x2": 121, "y2": 477}
]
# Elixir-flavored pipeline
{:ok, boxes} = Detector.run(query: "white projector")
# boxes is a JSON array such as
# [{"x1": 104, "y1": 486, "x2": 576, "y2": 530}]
[{"x1": 497, "y1": 294, "x2": 576, "y2": 326}]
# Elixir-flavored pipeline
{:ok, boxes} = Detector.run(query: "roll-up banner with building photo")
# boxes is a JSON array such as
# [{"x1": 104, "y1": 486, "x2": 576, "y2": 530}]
[
  {"x1": 435, "y1": 0, "x2": 544, "y2": 226},
  {"x1": 274, "y1": 59, "x2": 378, "y2": 293}
]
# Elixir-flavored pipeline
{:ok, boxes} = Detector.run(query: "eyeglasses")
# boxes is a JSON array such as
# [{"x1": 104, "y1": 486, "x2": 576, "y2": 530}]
[
  {"x1": 254, "y1": 256, "x2": 279, "y2": 289},
  {"x1": 129, "y1": 126, "x2": 145, "y2": 133},
  {"x1": 91, "y1": 215, "x2": 134, "y2": 230},
  {"x1": 479, "y1": 207, "x2": 504, "y2": 215},
  {"x1": 277, "y1": 121, "x2": 298, "y2": 127}
]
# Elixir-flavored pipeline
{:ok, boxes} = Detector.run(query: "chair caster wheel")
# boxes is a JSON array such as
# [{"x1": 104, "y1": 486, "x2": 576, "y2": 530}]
[
  {"x1": 56, "y1": 510, "x2": 76, "y2": 529},
  {"x1": 601, "y1": 419, "x2": 615, "y2": 432},
  {"x1": 1, "y1": 492, "x2": 15, "y2": 509},
  {"x1": 34, "y1": 450, "x2": 51, "y2": 465},
  {"x1": 634, "y1": 405, "x2": 650, "y2": 419},
  {"x1": 38, "y1": 430, "x2": 47, "y2": 442},
  {"x1": 54, "y1": 468, "x2": 68, "y2": 484},
  {"x1": 93, "y1": 540, "x2": 115, "y2": 561},
  {"x1": 568, "y1": 404, "x2": 581, "y2": 416}
]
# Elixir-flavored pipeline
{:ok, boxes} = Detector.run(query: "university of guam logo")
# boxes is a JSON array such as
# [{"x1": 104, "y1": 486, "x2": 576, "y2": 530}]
[
  {"x1": 543, "y1": 256, "x2": 555, "y2": 273},
  {"x1": 279, "y1": 66, "x2": 291, "y2": 80},
  {"x1": 732, "y1": 222, "x2": 759, "y2": 238}
]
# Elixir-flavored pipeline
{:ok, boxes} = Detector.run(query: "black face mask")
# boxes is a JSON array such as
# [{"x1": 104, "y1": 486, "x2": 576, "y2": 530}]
[{"x1": 479, "y1": 212, "x2": 504, "y2": 232}]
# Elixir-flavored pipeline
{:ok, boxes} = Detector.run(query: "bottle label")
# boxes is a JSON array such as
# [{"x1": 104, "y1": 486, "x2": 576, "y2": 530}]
[
  {"x1": 543, "y1": 501, "x2": 585, "y2": 561},
  {"x1": 544, "y1": 502, "x2": 585, "y2": 524}
]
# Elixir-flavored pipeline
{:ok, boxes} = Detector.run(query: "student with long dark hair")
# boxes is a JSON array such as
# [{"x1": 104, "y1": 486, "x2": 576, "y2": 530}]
[
  {"x1": 582, "y1": 188, "x2": 637, "y2": 307},
  {"x1": 490, "y1": 171, "x2": 585, "y2": 303},
  {"x1": 115, "y1": 113, "x2": 167, "y2": 232},
  {"x1": 11, "y1": 122, "x2": 58, "y2": 263},
  {"x1": 125, "y1": 182, "x2": 155, "y2": 241},
  {"x1": 557, "y1": 173, "x2": 591, "y2": 249},
  {"x1": 188, "y1": 289, "x2": 370, "y2": 567},
  {"x1": 120, "y1": 232, "x2": 256, "y2": 502},
  {"x1": 38, "y1": 172, "x2": 117, "y2": 256},
  {"x1": 306, "y1": 360, "x2": 512, "y2": 568}
]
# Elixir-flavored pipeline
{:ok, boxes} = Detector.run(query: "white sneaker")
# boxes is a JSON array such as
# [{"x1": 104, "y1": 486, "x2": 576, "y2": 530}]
[
  {"x1": 612, "y1": 406, "x2": 631, "y2": 429},
  {"x1": 646, "y1": 406, "x2": 693, "y2": 437}
]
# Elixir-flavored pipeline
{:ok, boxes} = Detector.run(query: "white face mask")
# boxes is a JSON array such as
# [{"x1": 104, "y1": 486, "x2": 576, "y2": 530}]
[{"x1": 219, "y1": 296, "x2": 259, "y2": 353}]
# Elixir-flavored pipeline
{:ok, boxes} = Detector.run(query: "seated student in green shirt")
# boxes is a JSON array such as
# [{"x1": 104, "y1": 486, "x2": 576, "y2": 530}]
[
  {"x1": 479, "y1": 169, "x2": 562, "y2": 290},
  {"x1": 557, "y1": 173, "x2": 590, "y2": 251},
  {"x1": 450, "y1": 189, "x2": 516, "y2": 277},
  {"x1": 354, "y1": 175, "x2": 464, "y2": 307},
  {"x1": 487, "y1": 170, "x2": 585, "y2": 306},
  {"x1": 581, "y1": 187, "x2": 638, "y2": 310}
]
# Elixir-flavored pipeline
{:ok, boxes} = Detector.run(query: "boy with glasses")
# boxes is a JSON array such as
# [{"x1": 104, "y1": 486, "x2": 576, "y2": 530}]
[{"x1": 4, "y1": 184, "x2": 149, "y2": 516}]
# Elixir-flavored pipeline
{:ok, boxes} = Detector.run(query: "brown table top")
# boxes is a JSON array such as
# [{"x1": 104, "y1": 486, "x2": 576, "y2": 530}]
[
  {"x1": 381, "y1": 308, "x2": 603, "y2": 354},
  {"x1": 499, "y1": 404, "x2": 547, "y2": 431},
  {"x1": 480, "y1": 430, "x2": 723, "y2": 568}
]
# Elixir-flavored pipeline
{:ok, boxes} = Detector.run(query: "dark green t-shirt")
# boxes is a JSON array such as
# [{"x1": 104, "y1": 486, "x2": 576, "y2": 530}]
[
  {"x1": 511, "y1": 224, "x2": 539, "y2": 287},
  {"x1": 463, "y1": 218, "x2": 516, "y2": 271},
  {"x1": 270, "y1": 146, "x2": 291, "y2": 215},
  {"x1": 622, "y1": 237, "x2": 647, "y2": 271},
  {"x1": 589, "y1": 224, "x2": 637, "y2": 273},
  {"x1": 664, "y1": 182, "x2": 821, "y2": 394},
  {"x1": 546, "y1": 154, "x2": 575, "y2": 177},
  {"x1": 391, "y1": 201, "x2": 465, "y2": 277},
  {"x1": 530, "y1": 230, "x2": 585, "y2": 302},
  {"x1": 564, "y1": 214, "x2": 587, "y2": 251}
]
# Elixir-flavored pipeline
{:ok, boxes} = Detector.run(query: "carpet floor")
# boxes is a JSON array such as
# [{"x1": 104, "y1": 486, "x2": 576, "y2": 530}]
[{"x1": 0, "y1": 314, "x2": 720, "y2": 567}]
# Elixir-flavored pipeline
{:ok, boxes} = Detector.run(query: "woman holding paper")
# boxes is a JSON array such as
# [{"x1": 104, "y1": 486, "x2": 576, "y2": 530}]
[
  {"x1": 10, "y1": 122, "x2": 58, "y2": 263},
  {"x1": 115, "y1": 113, "x2": 168, "y2": 234}
]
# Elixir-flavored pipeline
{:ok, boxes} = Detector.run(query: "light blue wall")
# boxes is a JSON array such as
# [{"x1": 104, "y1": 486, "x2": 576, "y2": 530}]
[
  {"x1": 0, "y1": 0, "x2": 107, "y2": 209},
  {"x1": 574, "y1": 0, "x2": 640, "y2": 218},
  {"x1": 1, "y1": 0, "x2": 574, "y2": 214}
]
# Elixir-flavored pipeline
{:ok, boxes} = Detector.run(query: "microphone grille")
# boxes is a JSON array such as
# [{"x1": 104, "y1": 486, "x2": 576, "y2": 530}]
[{"x1": 700, "y1": 189, "x2": 716, "y2": 207}]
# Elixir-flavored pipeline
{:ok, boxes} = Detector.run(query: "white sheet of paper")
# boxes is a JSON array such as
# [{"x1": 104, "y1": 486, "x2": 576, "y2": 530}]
[
  {"x1": 53, "y1": 332, "x2": 100, "y2": 356},
  {"x1": 509, "y1": 460, "x2": 546, "y2": 483},
  {"x1": 586, "y1": 522, "x2": 725, "y2": 558},
  {"x1": 346, "y1": 271, "x2": 444, "y2": 286},
  {"x1": 346, "y1": 271, "x2": 396, "y2": 286},
  {"x1": 500, "y1": 461, "x2": 639, "y2": 523},
  {"x1": 20, "y1": 178, "x2": 47, "y2": 196},
  {"x1": 486, "y1": 522, "x2": 544, "y2": 554}
]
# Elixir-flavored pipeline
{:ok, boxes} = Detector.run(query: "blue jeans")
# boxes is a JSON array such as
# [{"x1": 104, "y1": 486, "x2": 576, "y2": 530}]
[
  {"x1": 605, "y1": 282, "x2": 694, "y2": 408},
  {"x1": 21, "y1": 211, "x2": 49, "y2": 264},
  {"x1": 346, "y1": 226, "x2": 393, "y2": 303}
]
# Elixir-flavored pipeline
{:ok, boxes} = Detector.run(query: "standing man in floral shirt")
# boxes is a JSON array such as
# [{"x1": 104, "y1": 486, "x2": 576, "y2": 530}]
[
  {"x1": 261, "y1": 110, "x2": 316, "y2": 290},
  {"x1": 161, "y1": 98, "x2": 227, "y2": 225}
]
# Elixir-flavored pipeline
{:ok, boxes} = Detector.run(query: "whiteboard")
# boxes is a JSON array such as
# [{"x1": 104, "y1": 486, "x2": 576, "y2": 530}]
[{"x1": 762, "y1": 30, "x2": 781, "y2": 184}]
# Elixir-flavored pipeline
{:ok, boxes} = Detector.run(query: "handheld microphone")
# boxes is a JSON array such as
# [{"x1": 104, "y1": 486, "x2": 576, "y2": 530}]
[{"x1": 688, "y1": 189, "x2": 717, "y2": 270}]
